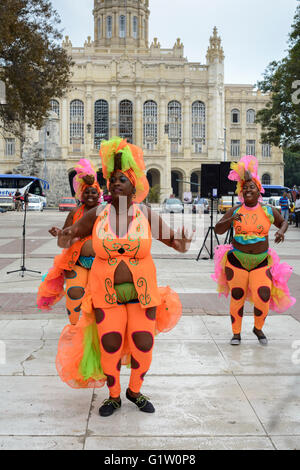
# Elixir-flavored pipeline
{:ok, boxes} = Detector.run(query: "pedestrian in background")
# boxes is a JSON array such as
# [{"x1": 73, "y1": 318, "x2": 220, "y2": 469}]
[
  {"x1": 279, "y1": 192, "x2": 290, "y2": 222},
  {"x1": 295, "y1": 194, "x2": 300, "y2": 228}
]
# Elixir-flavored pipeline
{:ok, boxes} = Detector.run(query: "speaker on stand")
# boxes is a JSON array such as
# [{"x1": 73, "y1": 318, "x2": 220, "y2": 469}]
[{"x1": 219, "y1": 162, "x2": 237, "y2": 245}]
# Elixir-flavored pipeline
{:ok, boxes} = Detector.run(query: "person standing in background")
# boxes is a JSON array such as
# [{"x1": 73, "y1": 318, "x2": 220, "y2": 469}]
[
  {"x1": 279, "y1": 192, "x2": 290, "y2": 222},
  {"x1": 295, "y1": 194, "x2": 300, "y2": 228}
]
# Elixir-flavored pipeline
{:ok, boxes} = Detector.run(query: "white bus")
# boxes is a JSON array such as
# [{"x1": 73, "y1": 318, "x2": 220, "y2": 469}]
[{"x1": 0, "y1": 174, "x2": 49, "y2": 207}]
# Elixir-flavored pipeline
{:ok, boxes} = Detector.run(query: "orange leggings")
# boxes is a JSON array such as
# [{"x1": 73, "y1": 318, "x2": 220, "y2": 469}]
[
  {"x1": 225, "y1": 255, "x2": 272, "y2": 335},
  {"x1": 94, "y1": 303, "x2": 156, "y2": 398},
  {"x1": 65, "y1": 265, "x2": 90, "y2": 325}
]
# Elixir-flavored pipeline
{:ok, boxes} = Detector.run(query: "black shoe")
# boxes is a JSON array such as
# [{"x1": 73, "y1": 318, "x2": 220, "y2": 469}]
[
  {"x1": 230, "y1": 334, "x2": 241, "y2": 346},
  {"x1": 126, "y1": 389, "x2": 155, "y2": 413},
  {"x1": 99, "y1": 398, "x2": 121, "y2": 417},
  {"x1": 253, "y1": 328, "x2": 268, "y2": 345}
]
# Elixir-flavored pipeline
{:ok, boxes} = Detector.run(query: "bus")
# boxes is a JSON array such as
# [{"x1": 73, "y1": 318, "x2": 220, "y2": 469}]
[
  {"x1": 262, "y1": 185, "x2": 290, "y2": 203},
  {"x1": 0, "y1": 174, "x2": 49, "y2": 207}
]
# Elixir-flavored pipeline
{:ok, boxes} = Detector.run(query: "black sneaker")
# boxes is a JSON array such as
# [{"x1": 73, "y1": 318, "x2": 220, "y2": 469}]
[
  {"x1": 126, "y1": 389, "x2": 155, "y2": 413},
  {"x1": 99, "y1": 398, "x2": 121, "y2": 417}
]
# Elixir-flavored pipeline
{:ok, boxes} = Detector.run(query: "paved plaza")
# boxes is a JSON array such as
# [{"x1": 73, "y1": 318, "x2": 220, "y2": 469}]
[{"x1": 0, "y1": 209, "x2": 299, "y2": 450}]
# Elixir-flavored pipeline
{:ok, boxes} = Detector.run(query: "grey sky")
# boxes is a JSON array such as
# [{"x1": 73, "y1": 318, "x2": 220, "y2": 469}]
[{"x1": 51, "y1": 0, "x2": 298, "y2": 85}]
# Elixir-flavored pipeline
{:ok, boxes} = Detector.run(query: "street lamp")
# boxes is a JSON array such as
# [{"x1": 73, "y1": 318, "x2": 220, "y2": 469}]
[{"x1": 87, "y1": 123, "x2": 92, "y2": 134}]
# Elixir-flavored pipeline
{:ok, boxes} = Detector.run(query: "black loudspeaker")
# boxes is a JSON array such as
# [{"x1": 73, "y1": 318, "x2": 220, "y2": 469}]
[
  {"x1": 219, "y1": 162, "x2": 237, "y2": 196},
  {"x1": 200, "y1": 164, "x2": 220, "y2": 198}
]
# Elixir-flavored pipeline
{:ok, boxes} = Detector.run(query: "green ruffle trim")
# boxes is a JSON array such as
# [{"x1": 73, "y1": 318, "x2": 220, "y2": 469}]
[{"x1": 79, "y1": 323, "x2": 104, "y2": 381}]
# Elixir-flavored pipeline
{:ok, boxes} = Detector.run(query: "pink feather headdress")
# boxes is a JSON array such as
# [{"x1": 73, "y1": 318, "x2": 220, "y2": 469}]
[
  {"x1": 73, "y1": 159, "x2": 101, "y2": 201},
  {"x1": 228, "y1": 155, "x2": 264, "y2": 203}
]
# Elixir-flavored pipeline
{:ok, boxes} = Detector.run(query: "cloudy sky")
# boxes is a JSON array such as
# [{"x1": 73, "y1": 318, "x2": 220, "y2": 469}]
[{"x1": 51, "y1": 0, "x2": 298, "y2": 85}]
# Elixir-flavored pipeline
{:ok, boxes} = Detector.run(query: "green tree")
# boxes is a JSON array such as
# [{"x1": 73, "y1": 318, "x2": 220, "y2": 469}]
[
  {"x1": 284, "y1": 150, "x2": 300, "y2": 187},
  {"x1": 0, "y1": 0, "x2": 73, "y2": 139},
  {"x1": 256, "y1": 4, "x2": 300, "y2": 151},
  {"x1": 148, "y1": 184, "x2": 161, "y2": 204}
]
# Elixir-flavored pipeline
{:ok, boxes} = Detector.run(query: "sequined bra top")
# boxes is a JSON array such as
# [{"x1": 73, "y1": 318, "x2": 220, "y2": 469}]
[
  {"x1": 233, "y1": 204, "x2": 274, "y2": 245},
  {"x1": 90, "y1": 203, "x2": 161, "y2": 309}
]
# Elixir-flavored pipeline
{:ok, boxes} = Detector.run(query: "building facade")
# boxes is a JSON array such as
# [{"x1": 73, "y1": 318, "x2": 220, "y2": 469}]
[{"x1": 0, "y1": 0, "x2": 283, "y2": 204}]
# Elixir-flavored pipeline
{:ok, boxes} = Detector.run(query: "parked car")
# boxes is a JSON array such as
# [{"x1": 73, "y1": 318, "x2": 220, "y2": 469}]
[
  {"x1": 268, "y1": 197, "x2": 282, "y2": 214},
  {"x1": 192, "y1": 198, "x2": 209, "y2": 214},
  {"x1": 218, "y1": 196, "x2": 240, "y2": 214},
  {"x1": 161, "y1": 198, "x2": 184, "y2": 214},
  {"x1": 58, "y1": 197, "x2": 78, "y2": 212},
  {"x1": 0, "y1": 196, "x2": 14, "y2": 211},
  {"x1": 27, "y1": 196, "x2": 44, "y2": 211}
]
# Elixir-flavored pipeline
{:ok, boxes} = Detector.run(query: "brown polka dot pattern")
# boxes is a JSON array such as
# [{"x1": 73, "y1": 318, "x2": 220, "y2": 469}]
[
  {"x1": 145, "y1": 307, "x2": 156, "y2": 321},
  {"x1": 116, "y1": 359, "x2": 121, "y2": 371},
  {"x1": 254, "y1": 307, "x2": 263, "y2": 317},
  {"x1": 131, "y1": 356, "x2": 140, "y2": 370},
  {"x1": 140, "y1": 372, "x2": 147, "y2": 381},
  {"x1": 105, "y1": 374, "x2": 115, "y2": 388},
  {"x1": 266, "y1": 268, "x2": 273, "y2": 281},
  {"x1": 238, "y1": 307, "x2": 244, "y2": 318},
  {"x1": 74, "y1": 304, "x2": 81, "y2": 313},
  {"x1": 225, "y1": 267, "x2": 234, "y2": 281},
  {"x1": 258, "y1": 286, "x2": 271, "y2": 303},
  {"x1": 67, "y1": 286, "x2": 85, "y2": 300},
  {"x1": 231, "y1": 287, "x2": 245, "y2": 300},
  {"x1": 101, "y1": 332, "x2": 122, "y2": 353},
  {"x1": 231, "y1": 315, "x2": 236, "y2": 324},
  {"x1": 95, "y1": 308, "x2": 105, "y2": 324},
  {"x1": 132, "y1": 331, "x2": 154, "y2": 353},
  {"x1": 65, "y1": 270, "x2": 77, "y2": 279}
]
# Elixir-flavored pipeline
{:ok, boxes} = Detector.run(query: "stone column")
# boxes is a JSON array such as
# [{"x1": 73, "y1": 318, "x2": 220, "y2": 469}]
[
  {"x1": 183, "y1": 92, "x2": 190, "y2": 158},
  {"x1": 110, "y1": 87, "x2": 118, "y2": 138},
  {"x1": 85, "y1": 87, "x2": 93, "y2": 155},
  {"x1": 135, "y1": 89, "x2": 142, "y2": 147},
  {"x1": 61, "y1": 98, "x2": 68, "y2": 158}
]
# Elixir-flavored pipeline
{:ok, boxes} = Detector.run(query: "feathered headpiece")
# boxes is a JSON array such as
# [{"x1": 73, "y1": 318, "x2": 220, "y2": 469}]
[
  {"x1": 228, "y1": 155, "x2": 264, "y2": 203},
  {"x1": 100, "y1": 137, "x2": 149, "y2": 203},
  {"x1": 73, "y1": 159, "x2": 101, "y2": 201}
]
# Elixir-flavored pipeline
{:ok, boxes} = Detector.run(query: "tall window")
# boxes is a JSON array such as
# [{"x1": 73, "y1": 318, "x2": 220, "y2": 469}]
[
  {"x1": 50, "y1": 99, "x2": 60, "y2": 117},
  {"x1": 168, "y1": 101, "x2": 182, "y2": 153},
  {"x1": 94, "y1": 100, "x2": 109, "y2": 149},
  {"x1": 119, "y1": 15, "x2": 126, "y2": 38},
  {"x1": 119, "y1": 100, "x2": 133, "y2": 143},
  {"x1": 143, "y1": 100, "x2": 158, "y2": 150},
  {"x1": 262, "y1": 173, "x2": 271, "y2": 185},
  {"x1": 246, "y1": 109, "x2": 256, "y2": 124},
  {"x1": 262, "y1": 143, "x2": 271, "y2": 158},
  {"x1": 70, "y1": 100, "x2": 84, "y2": 147},
  {"x1": 106, "y1": 16, "x2": 112, "y2": 38},
  {"x1": 231, "y1": 140, "x2": 240, "y2": 157},
  {"x1": 192, "y1": 101, "x2": 206, "y2": 153},
  {"x1": 133, "y1": 16, "x2": 138, "y2": 39},
  {"x1": 97, "y1": 18, "x2": 101, "y2": 40},
  {"x1": 246, "y1": 139, "x2": 256, "y2": 156},
  {"x1": 231, "y1": 109, "x2": 240, "y2": 124},
  {"x1": 5, "y1": 138, "x2": 15, "y2": 156}
]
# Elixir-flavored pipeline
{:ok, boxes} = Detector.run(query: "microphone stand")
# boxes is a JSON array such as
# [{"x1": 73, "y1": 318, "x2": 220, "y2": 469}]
[{"x1": 7, "y1": 195, "x2": 41, "y2": 278}]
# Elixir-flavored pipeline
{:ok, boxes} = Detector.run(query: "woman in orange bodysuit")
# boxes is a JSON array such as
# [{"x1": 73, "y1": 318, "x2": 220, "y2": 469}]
[
  {"x1": 56, "y1": 137, "x2": 193, "y2": 417},
  {"x1": 213, "y1": 155, "x2": 295, "y2": 345},
  {"x1": 37, "y1": 159, "x2": 101, "y2": 325}
]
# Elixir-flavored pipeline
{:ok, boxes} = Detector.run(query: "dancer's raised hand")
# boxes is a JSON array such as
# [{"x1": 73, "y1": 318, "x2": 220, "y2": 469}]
[{"x1": 172, "y1": 226, "x2": 195, "y2": 253}]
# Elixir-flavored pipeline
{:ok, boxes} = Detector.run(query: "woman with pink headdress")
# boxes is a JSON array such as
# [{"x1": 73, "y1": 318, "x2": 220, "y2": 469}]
[
  {"x1": 37, "y1": 159, "x2": 102, "y2": 325},
  {"x1": 213, "y1": 155, "x2": 295, "y2": 346}
]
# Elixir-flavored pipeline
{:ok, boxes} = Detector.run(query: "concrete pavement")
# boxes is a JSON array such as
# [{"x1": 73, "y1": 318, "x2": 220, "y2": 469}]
[{"x1": 0, "y1": 209, "x2": 299, "y2": 450}]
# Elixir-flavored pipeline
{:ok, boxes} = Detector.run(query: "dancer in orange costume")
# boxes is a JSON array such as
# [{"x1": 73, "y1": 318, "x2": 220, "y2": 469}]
[
  {"x1": 56, "y1": 137, "x2": 193, "y2": 417},
  {"x1": 37, "y1": 159, "x2": 101, "y2": 325},
  {"x1": 213, "y1": 155, "x2": 295, "y2": 345}
]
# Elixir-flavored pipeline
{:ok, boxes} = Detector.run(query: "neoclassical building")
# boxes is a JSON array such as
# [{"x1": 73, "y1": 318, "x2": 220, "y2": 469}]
[{"x1": 0, "y1": 0, "x2": 284, "y2": 203}]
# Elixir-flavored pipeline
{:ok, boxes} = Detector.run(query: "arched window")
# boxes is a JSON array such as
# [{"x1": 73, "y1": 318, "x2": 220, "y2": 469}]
[
  {"x1": 192, "y1": 101, "x2": 206, "y2": 153},
  {"x1": 246, "y1": 109, "x2": 256, "y2": 124},
  {"x1": 119, "y1": 100, "x2": 133, "y2": 143},
  {"x1": 119, "y1": 15, "x2": 126, "y2": 38},
  {"x1": 70, "y1": 100, "x2": 84, "y2": 147},
  {"x1": 97, "y1": 18, "x2": 101, "y2": 40},
  {"x1": 94, "y1": 100, "x2": 109, "y2": 149},
  {"x1": 133, "y1": 16, "x2": 138, "y2": 39},
  {"x1": 168, "y1": 101, "x2": 182, "y2": 153},
  {"x1": 231, "y1": 109, "x2": 240, "y2": 124},
  {"x1": 106, "y1": 16, "x2": 112, "y2": 38},
  {"x1": 50, "y1": 99, "x2": 60, "y2": 117},
  {"x1": 143, "y1": 100, "x2": 158, "y2": 150},
  {"x1": 262, "y1": 173, "x2": 271, "y2": 185}
]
